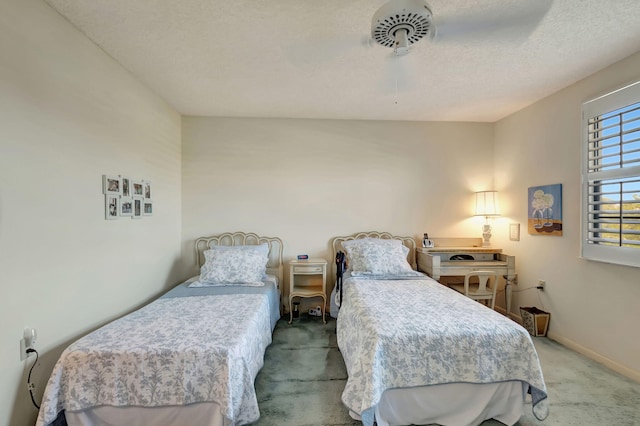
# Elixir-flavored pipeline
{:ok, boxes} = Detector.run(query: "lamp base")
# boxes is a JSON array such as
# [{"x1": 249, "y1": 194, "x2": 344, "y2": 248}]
[{"x1": 482, "y1": 223, "x2": 492, "y2": 247}]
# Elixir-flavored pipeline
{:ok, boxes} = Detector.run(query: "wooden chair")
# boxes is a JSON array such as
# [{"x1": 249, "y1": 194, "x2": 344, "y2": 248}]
[{"x1": 449, "y1": 271, "x2": 499, "y2": 310}]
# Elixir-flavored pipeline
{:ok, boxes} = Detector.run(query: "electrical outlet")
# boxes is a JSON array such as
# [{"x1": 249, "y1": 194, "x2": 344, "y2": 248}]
[
  {"x1": 537, "y1": 280, "x2": 546, "y2": 291},
  {"x1": 20, "y1": 328, "x2": 37, "y2": 361}
]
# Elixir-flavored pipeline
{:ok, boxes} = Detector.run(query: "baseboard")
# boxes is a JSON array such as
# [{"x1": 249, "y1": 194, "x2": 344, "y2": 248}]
[
  {"x1": 495, "y1": 306, "x2": 508, "y2": 317},
  {"x1": 545, "y1": 331, "x2": 640, "y2": 383},
  {"x1": 507, "y1": 311, "x2": 640, "y2": 384}
]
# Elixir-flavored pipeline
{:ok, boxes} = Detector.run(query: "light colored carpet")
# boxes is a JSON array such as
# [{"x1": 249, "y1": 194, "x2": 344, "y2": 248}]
[{"x1": 253, "y1": 315, "x2": 640, "y2": 425}]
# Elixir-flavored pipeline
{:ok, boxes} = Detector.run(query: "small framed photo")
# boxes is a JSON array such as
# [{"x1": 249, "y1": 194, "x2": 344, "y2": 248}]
[
  {"x1": 103, "y1": 175, "x2": 121, "y2": 195},
  {"x1": 143, "y1": 180, "x2": 152, "y2": 200},
  {"x1": 132, "y1": 197, "x2": 143, "y2": 219},
  {"x1": 121, "y1": 176, "x2": 132, "y2": 198},
  {"x1": 132, "y1": 180, "x2": 144, "y2": 197},
  {"x1": 105, "y1": 194, "x2": 119, "y2": 220},
  {"x1": 143, "y1": 199, "x2": 153, "y2": 216},
  {"x1": 509, "y1": 223, "x2": 521, "y2": 241},
  {"x1": 119, "y1": 197, "x2": 133, "y2": 217}
]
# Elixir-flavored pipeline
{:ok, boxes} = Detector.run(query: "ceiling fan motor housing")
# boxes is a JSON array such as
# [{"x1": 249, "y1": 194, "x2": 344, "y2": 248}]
[{"x1": 372, "y1": 0, "x2": 433, "y2": 54}]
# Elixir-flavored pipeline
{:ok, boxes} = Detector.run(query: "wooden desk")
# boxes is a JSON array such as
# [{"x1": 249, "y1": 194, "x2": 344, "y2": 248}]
[{"x1": 416, "y1": 238, "x2": 516, "y2": 315}]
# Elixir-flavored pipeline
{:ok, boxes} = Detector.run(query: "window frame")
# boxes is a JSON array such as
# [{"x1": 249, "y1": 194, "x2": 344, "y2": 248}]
[{"x1": 581, "y1": 80, "x2": 640, "y2": 268}]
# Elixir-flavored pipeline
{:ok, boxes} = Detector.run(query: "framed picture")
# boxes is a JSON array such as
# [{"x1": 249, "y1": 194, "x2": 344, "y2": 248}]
[
  {"x1": 104, "y1": 175, "x2": 153, "y2": 220},
  {"x1": 121, "y1": 176, "x2": 131, "y2": 197},
  {"x1": 132, "y1": 180, "x2": 144, "y2": 197},
  {"x1": 105, "y1": 194, "x2": 119, "y2": 220},
  {"x1": 103, "y1": 175, "x2": 121, "y2": 195},
  {"x1": 119, "y1": 197, "x2": 133, "y2": 217},
  {"x1": 509, "y1": 223, "x2": 520, "y2": 241},
  {"x1": 131, "y1": 197, "x2": 143, "y2": 219},
  {"x1": 528, "y1": 184, "x2": 563, "y2": 236},
  {"x1": 143, "y1": 180, "x2": 152, "y2": 200},
  {"x1": 143, "y1": 199, "x2": 153, "y2": 216}
]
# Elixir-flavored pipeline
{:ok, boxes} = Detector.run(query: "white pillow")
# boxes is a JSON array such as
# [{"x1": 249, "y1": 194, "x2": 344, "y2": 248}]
[
  {"x1": 342, "y1": 238, "x2": 416, "y2": 276},
  {"x1": 199, "y1": 243, "x2": 269, "y2": 286}
]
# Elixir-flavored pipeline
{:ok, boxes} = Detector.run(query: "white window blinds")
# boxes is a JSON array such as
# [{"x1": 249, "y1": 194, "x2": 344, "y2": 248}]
[
  {"x1": 582, "y1": 81, "x2": 640, "y2": 267},
  {"x1": 587, "y1": 103, "x2": 640, "y2": 172}
]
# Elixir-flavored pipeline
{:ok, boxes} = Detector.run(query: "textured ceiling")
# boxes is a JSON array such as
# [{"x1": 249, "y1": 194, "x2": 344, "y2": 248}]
[{"x1": 43, "y1": 0, "x2": 640, "y2": 122}]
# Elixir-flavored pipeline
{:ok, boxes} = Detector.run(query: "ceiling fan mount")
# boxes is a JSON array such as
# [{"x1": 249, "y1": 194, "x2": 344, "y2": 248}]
[
  {"x1": 371, "y1": 0, "x2": 434, "y2": 56},
  {"x1": 370, "y1": 0, "x2": 553, "y2": 58}
]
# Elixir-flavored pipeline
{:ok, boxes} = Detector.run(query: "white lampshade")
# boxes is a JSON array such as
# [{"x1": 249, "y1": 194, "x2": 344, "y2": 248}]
[{"x1": 474, "y1": 191, "x2": 500, "y2": 217}]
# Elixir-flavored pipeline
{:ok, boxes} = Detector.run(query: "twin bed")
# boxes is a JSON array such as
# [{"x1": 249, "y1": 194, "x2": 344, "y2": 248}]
[
  {"x1": 37, "y1": 230, "x2": 548, "y2": 426},
  {"x1": 37, "y1": 232, "x2": 283, "y2": 426},
  {"x1": 331, "y1": 232, "x2": 549, "y2": 426}
]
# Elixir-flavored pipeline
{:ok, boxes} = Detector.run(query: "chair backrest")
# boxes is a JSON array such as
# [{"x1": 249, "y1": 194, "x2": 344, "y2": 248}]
[{"x1": 463, "y1": 271, "x2": 499, "y2": 309}]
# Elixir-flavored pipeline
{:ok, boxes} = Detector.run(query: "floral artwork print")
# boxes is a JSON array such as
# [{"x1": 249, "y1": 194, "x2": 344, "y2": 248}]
[{"x1": 528, "y1": 184, "x2": 563, "y2": 236}]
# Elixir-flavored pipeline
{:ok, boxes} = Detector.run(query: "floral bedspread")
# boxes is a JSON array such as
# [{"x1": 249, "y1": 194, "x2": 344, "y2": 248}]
[
  {"x1": 37, "y1": 293, "x2": 271, "y2": 426},
  {"x1": 337, "y1": 277, "x2": 549, "y2": 426}
]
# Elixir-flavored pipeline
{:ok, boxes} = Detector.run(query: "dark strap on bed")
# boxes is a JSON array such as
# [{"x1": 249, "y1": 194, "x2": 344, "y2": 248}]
[{"x1": 335, "y1": 251, "x2": 346, "y2": 307}]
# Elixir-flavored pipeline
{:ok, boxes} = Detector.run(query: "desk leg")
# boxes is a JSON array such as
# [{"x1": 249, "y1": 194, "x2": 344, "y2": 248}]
[
  {"x1": 288, "y1": 295, "x2": 293, "y2": 324},
  {"x1": 504, "y1": 277, "x2": 514, "y2": 317}
]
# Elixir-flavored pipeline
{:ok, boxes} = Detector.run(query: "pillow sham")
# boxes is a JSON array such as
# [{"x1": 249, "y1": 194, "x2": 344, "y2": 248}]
[
  {"x1": 343, "y1": 237, "x2": 409, "y2": 253},
  {"x1": 199, "y1": 243, "x2": 269, "y2": 286},
  {"x1": 342, "y1": 238, "x2": 416, "y2": 276}
]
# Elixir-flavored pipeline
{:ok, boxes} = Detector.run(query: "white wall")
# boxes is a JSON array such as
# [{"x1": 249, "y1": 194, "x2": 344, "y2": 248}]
[
  {"x1": 181, "y1": 116, "x2": 494, "y2": 302},
  {"x1": 0, "y1": 1, "x2": 182, "y2": 425},
  {"x1": 494, "y1": 51, "x2": 640, "y2": 379}
]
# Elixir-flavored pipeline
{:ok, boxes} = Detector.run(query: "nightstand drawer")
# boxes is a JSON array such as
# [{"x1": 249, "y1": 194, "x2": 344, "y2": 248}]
[{"x1": 293, "y1": 265, "x2": 324, "y2": 274}]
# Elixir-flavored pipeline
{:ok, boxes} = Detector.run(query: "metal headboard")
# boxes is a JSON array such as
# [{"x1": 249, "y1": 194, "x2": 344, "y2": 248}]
[
  {"x1": 194, "y1": 232, "x2": 284, "y2": 285},
  {"x1": 329, "y1": 231, "x2": 417, "y2": 293}
]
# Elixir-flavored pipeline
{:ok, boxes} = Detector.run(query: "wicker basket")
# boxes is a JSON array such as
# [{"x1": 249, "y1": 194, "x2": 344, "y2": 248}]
[{"x1": 520, "y1": 307, "x2": 550, "y2": 337}]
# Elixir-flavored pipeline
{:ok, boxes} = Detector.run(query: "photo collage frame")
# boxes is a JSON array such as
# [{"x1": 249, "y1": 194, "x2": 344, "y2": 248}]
[{"x1": 103, "y1": 175, "x2": 153, "y2": 220}]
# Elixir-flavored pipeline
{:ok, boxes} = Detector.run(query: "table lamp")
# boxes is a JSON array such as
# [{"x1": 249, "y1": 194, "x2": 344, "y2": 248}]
[{"x1": 474, "y1": 191, "x2": 500, "y2": 247}]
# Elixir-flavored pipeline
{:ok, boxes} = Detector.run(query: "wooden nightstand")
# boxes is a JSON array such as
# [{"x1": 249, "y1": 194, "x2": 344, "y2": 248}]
[{"x1": 288, "y1": 259, "x2": 327, "y2": 324}]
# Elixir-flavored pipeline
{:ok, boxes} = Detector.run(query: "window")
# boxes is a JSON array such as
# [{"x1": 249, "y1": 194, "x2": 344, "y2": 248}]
[{"x1": 582, "y1": 81, "x2": 640, "y2": 267}]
